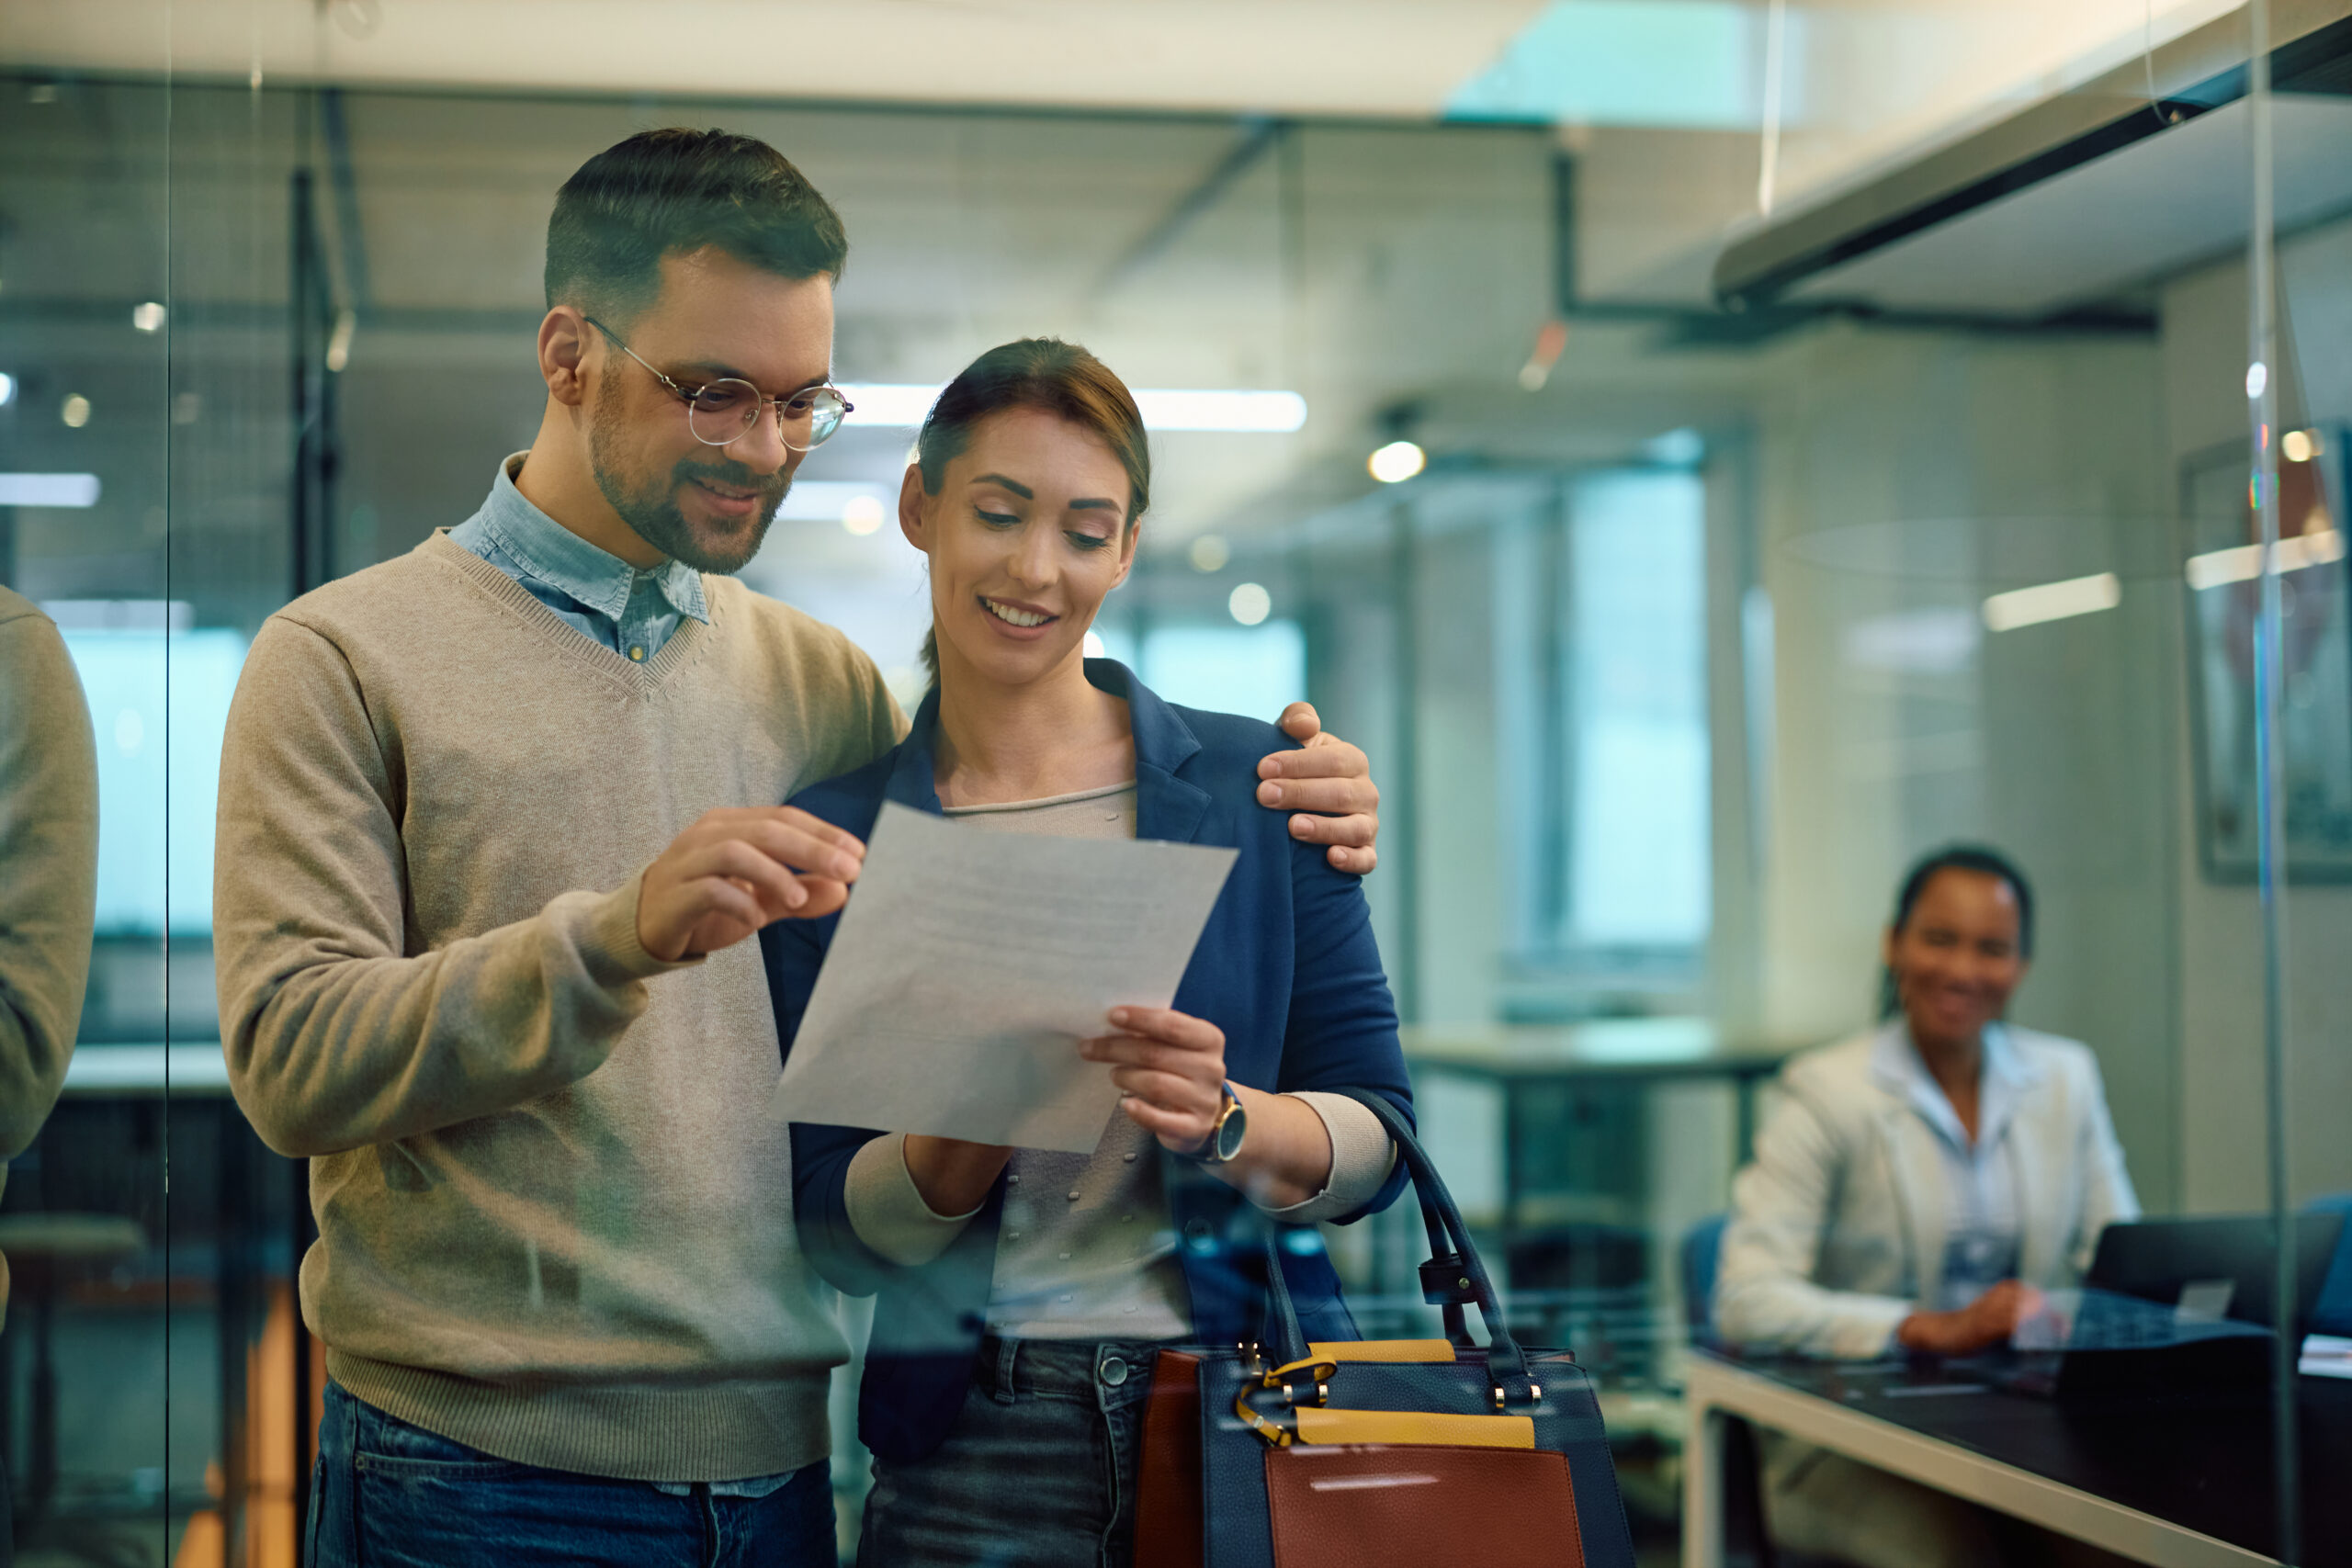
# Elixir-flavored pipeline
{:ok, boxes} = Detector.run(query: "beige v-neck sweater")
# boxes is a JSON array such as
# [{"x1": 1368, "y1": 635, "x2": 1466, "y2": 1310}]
[{"x1": 214, "y1": 532, "x2": 901, "y2": 1481}]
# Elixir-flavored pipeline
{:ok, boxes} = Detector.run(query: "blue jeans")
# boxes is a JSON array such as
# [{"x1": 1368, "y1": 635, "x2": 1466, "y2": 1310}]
[
  {"x1": 857, "y1": 1337, "x2": 1160, "y2": 1568},
  {"x1": 307, "y1": 1381, "x2": 836, "y2": 1568}
]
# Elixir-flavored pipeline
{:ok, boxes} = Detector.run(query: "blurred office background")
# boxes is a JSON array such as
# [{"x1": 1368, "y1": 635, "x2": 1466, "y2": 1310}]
[{"x1": 0, "y1": 0, "x2": 2346, "y2": 1562}]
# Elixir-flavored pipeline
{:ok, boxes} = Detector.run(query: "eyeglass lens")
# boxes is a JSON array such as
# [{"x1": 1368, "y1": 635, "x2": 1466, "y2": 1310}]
[{"x1": 685, "y1": 380, "x2": 851, "y2": 450}]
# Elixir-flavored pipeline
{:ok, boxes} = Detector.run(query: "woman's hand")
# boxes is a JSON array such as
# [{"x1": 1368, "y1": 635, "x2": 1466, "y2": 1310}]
[
  {"x1": 1080, "y1": 1007, "x2": 1227, "y2": 1152},
  {"x1": 1896, "y1": 1279, "x2": 2046, "y2": 1357},
  {"x1": 1082, "y1": 1009, "x2": 1343, "y2": 1208}
]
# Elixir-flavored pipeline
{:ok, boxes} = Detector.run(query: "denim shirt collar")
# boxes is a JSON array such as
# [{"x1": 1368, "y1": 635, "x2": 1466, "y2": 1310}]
[{"x1": 480, "y1": 453, "x2": 708, "y2": 626}]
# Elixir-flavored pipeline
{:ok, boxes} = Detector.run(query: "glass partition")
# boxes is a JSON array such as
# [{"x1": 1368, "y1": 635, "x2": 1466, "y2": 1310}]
[
  {"x1": 4, "y1": 1, "x2": 2344, "y2": 1561},
  {"x1": 0, "y1": 54, "x2": 176, "y2": 1568}
]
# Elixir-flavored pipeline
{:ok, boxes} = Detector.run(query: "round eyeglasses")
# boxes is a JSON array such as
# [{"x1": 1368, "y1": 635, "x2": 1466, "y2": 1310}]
[{"x1": 585, "y1": 316, "x2": 854, "y2": 451}]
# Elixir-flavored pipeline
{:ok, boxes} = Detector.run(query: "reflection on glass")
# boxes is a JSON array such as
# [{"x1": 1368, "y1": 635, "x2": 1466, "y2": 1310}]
[
  {"x1": 2184, "y1": 430, "x2": 2352, "y2": 878},
  {"x1": 0, "y1": 0, "x2": 2343, "y2": 1554},
  {"x1": 0, "y1": 589, "x2": 102, "y2": 1552},
  {"x1": 5, "y1": 60, "x2": 183, "y2": 1568}
]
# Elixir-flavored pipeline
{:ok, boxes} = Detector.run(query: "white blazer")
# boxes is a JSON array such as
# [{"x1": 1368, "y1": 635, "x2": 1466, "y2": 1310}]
[{"x1": 1713, "y1": 1021, "x2": 2140, "y2": 1359}]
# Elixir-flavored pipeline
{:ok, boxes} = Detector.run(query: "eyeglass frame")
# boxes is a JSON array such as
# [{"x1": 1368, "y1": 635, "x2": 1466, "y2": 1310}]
[{"x1": 582, "y1": 314, "x2": 854, "y2": 451}]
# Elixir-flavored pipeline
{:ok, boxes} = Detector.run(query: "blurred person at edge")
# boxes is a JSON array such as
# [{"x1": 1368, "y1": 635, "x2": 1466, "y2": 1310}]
[
  {"x1": 1714, "y1": 846, "x2": 2140, "y2": 1568},
  {"x1": 0, "y1": 589, "x2": 101, "y2": 1568},
  {"x1": 212, "y1": 130, "x2": 1382, "y2": 1568},
  {"x1": 772, "y1": 340, "x2": 1413, "y2": 1566}
]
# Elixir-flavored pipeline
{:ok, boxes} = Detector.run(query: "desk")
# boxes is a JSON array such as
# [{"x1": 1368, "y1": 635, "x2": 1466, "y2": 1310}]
[
  {"x1": 1402, "y1": 1021, "x2": 1789, "y2": 1240},
  {"x1": 1682, "y1": 1350, "x2": 2352, "y2": 1568}
]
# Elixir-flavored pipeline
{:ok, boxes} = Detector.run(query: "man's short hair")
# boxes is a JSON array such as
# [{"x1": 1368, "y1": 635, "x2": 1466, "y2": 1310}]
[{"x1": 544, "y1": 128, "x2": 848, "y2": 322}]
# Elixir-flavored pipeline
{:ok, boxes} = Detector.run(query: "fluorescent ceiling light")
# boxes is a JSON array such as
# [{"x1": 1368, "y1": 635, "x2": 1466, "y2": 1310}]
[
  {"x1": 840, "y1": 385, "x2": 1306, "y2": 434},
  {"x1": 1981, "y1": 571, "x2": 2121, "y2": 632},
  {"x1": 2184, "y1": 529, "x2": 2345, "y2": 591},
  {"x1": 0, "y1": 472, "x2": 101, "y2": 507},
  {"x1": 1136, "y1": 389, "x2": 1306, "y2": 433},
  {"x1": 839, "y1": 385, "x2": 940, "y2": 425}
]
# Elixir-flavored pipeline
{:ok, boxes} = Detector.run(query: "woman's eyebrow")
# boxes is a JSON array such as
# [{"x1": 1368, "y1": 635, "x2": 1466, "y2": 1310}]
[
  {"x1": 972, "y1": 473, "x2": 1035, "y2": 499},
  {"x1": 1069, "y1": 497, "x2": 1121, "y2": 513}
]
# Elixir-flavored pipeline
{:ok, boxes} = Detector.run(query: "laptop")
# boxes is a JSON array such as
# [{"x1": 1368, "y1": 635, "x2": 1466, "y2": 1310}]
[
  {"x1": 2086, "y1": 1213, "x2": 2346, "y2": 1332},
  {"x1": 1996, "y1": 1213, "x2": 2346, "y2": 1400}
]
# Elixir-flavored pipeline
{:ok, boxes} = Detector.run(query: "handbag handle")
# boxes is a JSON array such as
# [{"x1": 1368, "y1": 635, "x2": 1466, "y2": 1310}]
[{"x1": 1262, "y1": 1089, "x2": 1532, "y2": 1390}]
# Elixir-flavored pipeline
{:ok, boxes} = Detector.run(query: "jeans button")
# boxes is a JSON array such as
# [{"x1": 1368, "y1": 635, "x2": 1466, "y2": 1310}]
[{"x1": 1100, "y1": 1355, "x2": 1130, "y2": 1387}]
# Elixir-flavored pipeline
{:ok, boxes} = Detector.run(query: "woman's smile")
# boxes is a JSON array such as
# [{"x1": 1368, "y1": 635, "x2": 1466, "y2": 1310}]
[
  {"x1": 1923, "y1": 983, "x2": 1987, "y2": 1028},
  {"x1": 979, "y1": 594, "x2": 1057, "y2": 635}
]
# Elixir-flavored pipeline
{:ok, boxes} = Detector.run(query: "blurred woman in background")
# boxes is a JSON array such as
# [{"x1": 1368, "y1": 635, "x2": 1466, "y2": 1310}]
[{"x1": 1714, "y1": 844, "x2": 2138, "y2": 1567}]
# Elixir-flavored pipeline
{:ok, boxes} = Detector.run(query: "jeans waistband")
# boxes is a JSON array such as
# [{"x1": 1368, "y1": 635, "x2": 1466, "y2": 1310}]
[{"x1": 973, "y1": 1335, "x2": 1173, "y2": 1404}]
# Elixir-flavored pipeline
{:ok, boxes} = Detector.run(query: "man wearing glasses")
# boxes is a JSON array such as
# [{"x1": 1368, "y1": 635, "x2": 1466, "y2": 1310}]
[{"x1": 212, "y1": 130, "x2": 1380, "y2": 1566}]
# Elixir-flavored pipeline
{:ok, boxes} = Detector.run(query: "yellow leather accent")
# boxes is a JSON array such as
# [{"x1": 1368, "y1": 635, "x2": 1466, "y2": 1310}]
[
  {"x1": 1306, "y1": 1339, "x2": 1458, "y2": 1364},
  {"x1": 1293, "y1": 1408, "x2": 1536, "y2": 1450}
]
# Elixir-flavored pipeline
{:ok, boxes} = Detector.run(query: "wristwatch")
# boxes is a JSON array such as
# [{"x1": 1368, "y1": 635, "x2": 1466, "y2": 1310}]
[{"x1": 1182, "y1": 1081, "x2": 1249, "y2": 1165}]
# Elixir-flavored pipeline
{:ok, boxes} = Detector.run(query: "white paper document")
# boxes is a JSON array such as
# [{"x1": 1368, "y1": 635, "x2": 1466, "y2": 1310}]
[{"x1": 774, "y1": 801, "x2": 1238, "y2": 1153}]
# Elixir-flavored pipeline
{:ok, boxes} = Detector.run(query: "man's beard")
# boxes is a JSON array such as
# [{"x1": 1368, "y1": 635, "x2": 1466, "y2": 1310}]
[{"x1": 588, "y1": 379, "x2": 788, "y2": 574}]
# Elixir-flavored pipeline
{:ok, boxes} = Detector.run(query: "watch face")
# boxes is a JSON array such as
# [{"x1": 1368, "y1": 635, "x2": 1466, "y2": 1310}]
[{"x1": 1215, "y1": 1102, "x2": 1249, "y2": 1162}]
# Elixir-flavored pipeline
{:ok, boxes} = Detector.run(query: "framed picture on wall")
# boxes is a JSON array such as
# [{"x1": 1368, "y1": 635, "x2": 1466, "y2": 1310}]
[{"x1": 2182, "y1": 425, "x2": 2352, "y2": 882}]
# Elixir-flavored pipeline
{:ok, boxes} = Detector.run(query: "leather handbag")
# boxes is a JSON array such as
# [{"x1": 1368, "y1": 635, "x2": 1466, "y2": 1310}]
[{"x1": 1136, "y1": 1089, "x2": 1636, "y2": 1568}]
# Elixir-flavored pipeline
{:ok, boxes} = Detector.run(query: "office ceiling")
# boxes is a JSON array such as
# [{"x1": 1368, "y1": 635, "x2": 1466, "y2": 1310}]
[
  {"x1": 0, "y1": 0, "x2": 1550, "y2": 118},
  {"x1": 0, "y1": 0, "x2": 2248, "y2": 660}
]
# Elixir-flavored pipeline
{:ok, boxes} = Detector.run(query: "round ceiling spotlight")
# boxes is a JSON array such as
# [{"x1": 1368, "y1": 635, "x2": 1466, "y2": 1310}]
[
  {"x1": 841, "y1": 494, "x2": 886, "y2": 536},
  {"x1": 1368, "y1": 440, "x2": 1425, "y2": 484},
  {"x1": 61, "y1": 394, "x2": 91, "y2": 429},
  {"x1": 1228, "y1": 582, "x2": 1272, "y2": 626},
  {"x1": 1188, "y1": 534, "x2": 1230, "y2": 573}
]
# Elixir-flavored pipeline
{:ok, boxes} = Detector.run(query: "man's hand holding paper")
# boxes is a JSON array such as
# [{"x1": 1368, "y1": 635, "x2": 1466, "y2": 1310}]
[{"x1": 636, "y1": 805, "x2": 869, "y2": 962}]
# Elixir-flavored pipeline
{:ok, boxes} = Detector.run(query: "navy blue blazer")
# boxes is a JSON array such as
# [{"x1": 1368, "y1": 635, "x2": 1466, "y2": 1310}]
[{"x1": 764, "y1": 660, "x2": 1414, "y2": 1465}]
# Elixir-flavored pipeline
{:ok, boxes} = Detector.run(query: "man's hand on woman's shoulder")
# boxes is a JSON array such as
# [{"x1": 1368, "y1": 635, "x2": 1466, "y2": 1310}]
[{"x1": 1257, "y1": 703, "x2": 1381, "y2": 874}]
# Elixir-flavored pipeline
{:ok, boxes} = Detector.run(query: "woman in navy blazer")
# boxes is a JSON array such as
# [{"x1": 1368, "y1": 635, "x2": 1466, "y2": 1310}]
[{"x1": 763, "y1": 339, "x2": 1412, "y2": 1566}]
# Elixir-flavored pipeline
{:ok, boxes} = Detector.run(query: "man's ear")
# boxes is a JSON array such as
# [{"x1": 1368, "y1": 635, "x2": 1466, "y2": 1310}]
[
  {"x1": 898, "y1": 465, "x2": 932, "y2": 553},
  {"x1": 540, "y1": 308, "x2": 593, "y2": 408}
]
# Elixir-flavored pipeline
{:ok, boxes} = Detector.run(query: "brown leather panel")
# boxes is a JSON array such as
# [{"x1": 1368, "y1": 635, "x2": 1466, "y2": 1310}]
[
  {"x1": 1265, "y1": 1444, "x2": 1585, "y2": 1568},
  {"x1": 1294, "y1": 1407, "x2": 1536, "y2": 1450},
  {"x1": 1133, "y1": 1349, "x2": 1204, "y2": 1568}
]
